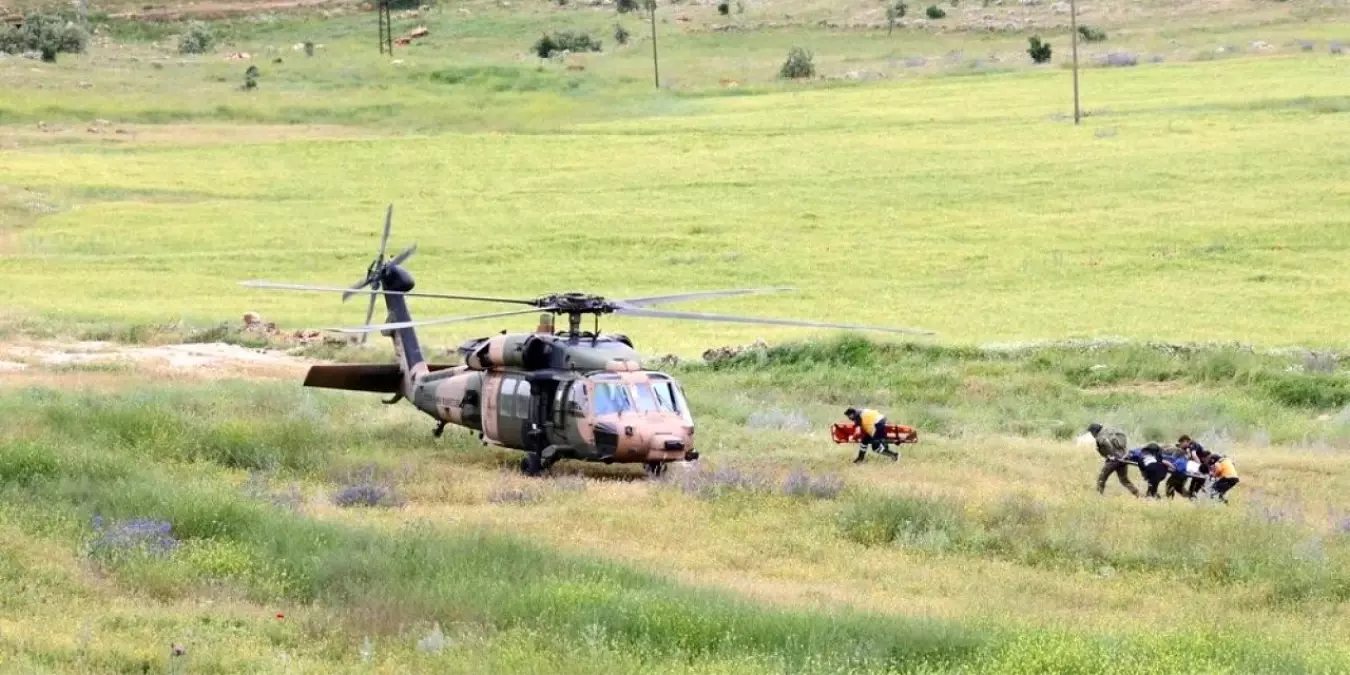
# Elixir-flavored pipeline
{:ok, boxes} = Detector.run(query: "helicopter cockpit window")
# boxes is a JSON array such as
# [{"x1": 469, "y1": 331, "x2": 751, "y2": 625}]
[
  {"x1": 650, "y1": 380, "x2": 693, "y2": 425},
  {"x1": 592, "y1": 382, "x2": 634, "y2": 415},
  {"x1": 632, "y1": 383, "x2": 660, "y2": 412}
]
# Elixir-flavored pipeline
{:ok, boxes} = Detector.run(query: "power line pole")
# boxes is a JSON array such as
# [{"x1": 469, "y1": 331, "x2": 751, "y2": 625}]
[
  {"x1": 378, "y1": 0, "x2": 393, "y2": 56},
  {"x1": 1069, "y1": 0, "x2": 1080, "y2": 124},
  {"x1": 647, "y1": 0, "x2": 659, "y2": 88}
]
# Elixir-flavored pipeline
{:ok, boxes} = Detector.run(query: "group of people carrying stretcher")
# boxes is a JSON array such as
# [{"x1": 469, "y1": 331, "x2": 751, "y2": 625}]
[{"x1": 1087, "y1": 423, "x2": 1241, "y2": 502}]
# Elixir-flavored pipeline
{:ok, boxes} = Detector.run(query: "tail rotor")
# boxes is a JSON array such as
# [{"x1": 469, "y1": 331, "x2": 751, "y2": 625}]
[{"x1": 343, "y1": 204, "x2": 417, "y2": 344}]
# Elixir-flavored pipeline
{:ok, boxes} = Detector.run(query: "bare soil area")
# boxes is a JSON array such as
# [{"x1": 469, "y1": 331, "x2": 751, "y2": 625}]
[{"x1": 0, "y1": 338, "x2": 312, "y2": 385}]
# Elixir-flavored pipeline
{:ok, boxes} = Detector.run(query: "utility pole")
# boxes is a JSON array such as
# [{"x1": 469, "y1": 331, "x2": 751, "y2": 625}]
[
  {"x1": 378, "y1": 0, "x2": 393, "y2": 56},
  {"x1": 646, "y1": 0, "x2": 659, "y2": 88},
  {"x1": 1069, "y1": 0, "x2": 1080, "y2": 124}
]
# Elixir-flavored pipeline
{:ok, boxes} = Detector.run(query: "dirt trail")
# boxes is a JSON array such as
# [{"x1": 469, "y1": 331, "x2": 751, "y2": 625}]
[{"x1": 0, "y1": 339, "x2": 313, "y2": 386}]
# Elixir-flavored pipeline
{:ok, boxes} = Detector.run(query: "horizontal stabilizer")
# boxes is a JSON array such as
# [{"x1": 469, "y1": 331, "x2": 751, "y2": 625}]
[
  {"x1": 302, "y1": 363, "x2": 461, "y2": 393},
  {"x1": 303, "y1": 364, "x2": 403, "y2": 393}
]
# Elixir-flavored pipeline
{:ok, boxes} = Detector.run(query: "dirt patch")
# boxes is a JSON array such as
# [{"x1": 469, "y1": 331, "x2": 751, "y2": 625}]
[
  {"x1": 1086, "y1": 381, "x2": 1190, "y2": 396},
  {"x1": 0, "y1": 123, "x2": 380, "y2": 149},
  {"x1": 0, "y1": 339, "x2": 312, "y2": 385},
  {"x1": 101, "y1": 0, "x2": 344, "y2": 21}
]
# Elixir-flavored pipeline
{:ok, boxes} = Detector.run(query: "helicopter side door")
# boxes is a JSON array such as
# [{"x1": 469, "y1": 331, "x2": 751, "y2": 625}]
[{"x1": 494, "y1": 374, "x2": 529, "y2": 449}]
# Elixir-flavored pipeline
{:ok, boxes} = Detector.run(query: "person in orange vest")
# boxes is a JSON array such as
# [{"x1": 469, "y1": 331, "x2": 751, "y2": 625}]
[
  {"x1": 844, "y1": 407, "x2": 899, "y2": 463},
  {"x1": 1203, "y1": 452, "x2": 1240, "y2": 502}
]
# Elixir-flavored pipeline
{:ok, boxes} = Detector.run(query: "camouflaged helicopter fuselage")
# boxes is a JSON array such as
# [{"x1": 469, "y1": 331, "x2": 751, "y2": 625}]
[
  {"x1": 575, "y1": 369, "x2": 694, "y2": 464},
  {"x1": 406, "y1": 337, "x2": 695, "y2": 464}
]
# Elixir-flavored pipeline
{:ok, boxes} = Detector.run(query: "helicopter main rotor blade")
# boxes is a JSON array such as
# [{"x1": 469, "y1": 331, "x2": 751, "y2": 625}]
[
  {"x1": 612, "y1": 305, "x2": 935, "y2": 336},
  {"x1": 615, "y1": 287, "x2": 796, "y2": 307},
  {"x1": 327, "y1": 306, "x2": 551, "y2": 333},
  {"x1": 239, "y1": 281, "x2": 542, "y2": 306}
]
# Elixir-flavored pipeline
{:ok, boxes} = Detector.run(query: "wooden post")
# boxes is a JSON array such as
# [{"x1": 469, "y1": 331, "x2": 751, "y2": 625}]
[
  {"x1": 378, "y1": 0, "x2": 393, "y2": 55},
  {"x1": 649, "y1": 0, "x2": 659, "y2": 88},
  {"x1": 1069, "y1": 0, "x2": 1080, "y2": 124}
]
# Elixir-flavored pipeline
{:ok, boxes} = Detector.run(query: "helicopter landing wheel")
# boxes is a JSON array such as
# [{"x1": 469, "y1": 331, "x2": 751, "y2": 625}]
[
  {"x1": 520, "y1": 452, "x2": 544, "y2": 477},
  {"x1": 644, "y1": 461, "x2": 667, "y2": 478}
]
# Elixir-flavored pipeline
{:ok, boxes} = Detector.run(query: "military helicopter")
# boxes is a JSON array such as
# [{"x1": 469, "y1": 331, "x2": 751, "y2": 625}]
[{"x1": 241, "y1": 205, "x2": 933, "y2": 477}]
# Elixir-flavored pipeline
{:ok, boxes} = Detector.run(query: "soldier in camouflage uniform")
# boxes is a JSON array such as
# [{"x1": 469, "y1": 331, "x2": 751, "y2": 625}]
[{"x1": 1088, "y1": 423, "x2": 1140, "y2": 497}]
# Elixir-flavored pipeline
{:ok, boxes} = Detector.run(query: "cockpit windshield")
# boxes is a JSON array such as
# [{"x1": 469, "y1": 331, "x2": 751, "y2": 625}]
[
  {"x1": 592, "y1": 382, "x2": 634, "y2": 415},
  {"x1": 588, "y1": 375, "x2": 693, "y2": 424}
]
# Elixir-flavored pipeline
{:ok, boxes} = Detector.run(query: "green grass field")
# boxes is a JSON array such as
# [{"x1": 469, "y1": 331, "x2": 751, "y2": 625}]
[{"x1": 4, "y1": 0, "x2": 1350, "y2": 672}]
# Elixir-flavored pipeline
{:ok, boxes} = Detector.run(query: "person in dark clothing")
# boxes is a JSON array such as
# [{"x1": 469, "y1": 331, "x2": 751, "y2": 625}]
[
  {"x1": 1088, "y1": 423, "x2": 1140, "y2": 497},
  {"x1": 1164, "y1": 435, "x2": 1208, "y2": 499},
  {"x1": 1133, "y1": 443, "x2": 1169, "y2": 498}
]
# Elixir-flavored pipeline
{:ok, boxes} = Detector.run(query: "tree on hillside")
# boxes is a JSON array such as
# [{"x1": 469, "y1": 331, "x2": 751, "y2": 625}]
[{"x1": 886, "y1": 1, "x2": 907, "y2": 36}]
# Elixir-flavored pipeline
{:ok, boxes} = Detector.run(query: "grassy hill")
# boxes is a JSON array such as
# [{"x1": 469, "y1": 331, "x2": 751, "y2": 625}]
[{"x1": 3, "y1": 0, "x2": 1350, "y2": 672}]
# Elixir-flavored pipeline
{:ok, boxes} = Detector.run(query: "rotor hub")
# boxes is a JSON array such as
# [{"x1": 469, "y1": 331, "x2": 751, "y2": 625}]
[{"x1": 535, "y1": 292, "x2": 615, "y2": 315}]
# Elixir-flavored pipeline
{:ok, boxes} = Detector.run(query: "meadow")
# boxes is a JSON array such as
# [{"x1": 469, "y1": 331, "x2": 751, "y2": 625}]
[{"x1": 3, "y1": 0, "x2": 1350, "y2": 672}]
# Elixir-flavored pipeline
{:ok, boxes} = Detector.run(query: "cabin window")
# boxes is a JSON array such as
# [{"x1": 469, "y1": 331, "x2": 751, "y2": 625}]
[
  {"x1": 515, "y1": 379, "x2": 531, "y2": 419},
  {"x1": 565, "y1": 380, "x2": 587, "y2": 417}
]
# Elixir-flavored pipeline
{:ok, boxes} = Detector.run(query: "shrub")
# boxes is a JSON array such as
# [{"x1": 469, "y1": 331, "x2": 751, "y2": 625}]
[
  {"x1": 781, "y1": 470, "x2": 845, "y2": 500},
  {"x1": 178, "y1": 21, "x2": 215, "y2": 55},
  {"x1": 779, "y1": 46, "x2": 815, "y2": 78},
  {"x1": 243, "y1": 65, "x2": 259, "y2": 90},
  {"x1": 616, "y1": 0, "x2": 639, "y2": 12},
  {"x1": 664, "y1": 465, "x2": 776, "y2": 500},
  {"x1": 0, "y1": 11, "x2": 89, "y2": 59},
  {"x1": 718, "y1": 1, "x2": 729, "y2": 14},
  {"x1": 925, "y1": 4, "x2": 946, "y2": 18},
  {"x1": 1077, "y1": 25, "x2": 1106, "y2": 42},
  {"x1": 1259, "y1": 373, "x2": 1350, "y2": 410},
  {"x1": 332, "y1": 465, "x2": 404, "y2": 508},
  {"x1": 745, "y1": 407, "x2": 811, "y2": 432},
  {"x1": 1027, "y1": 36, "x2": 1052, "y2": 63},
  {"x1": 1099, "y1": 51, "x2": 1138, "y2": 67},
  {"x1": 839, "y1": 493, "x2": 966, "y2": 548},
  {"x1": 532, "y1": 30, "x2": 602, "y2": 58},
  {"x1": 613, "y1": 23, "x2": 630, "y2": 45}
]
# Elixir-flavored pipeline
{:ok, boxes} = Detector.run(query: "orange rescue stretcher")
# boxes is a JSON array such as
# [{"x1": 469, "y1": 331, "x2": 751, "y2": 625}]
[{"x1": 830, "y1": 422, "x2": 919, "y2": 445}]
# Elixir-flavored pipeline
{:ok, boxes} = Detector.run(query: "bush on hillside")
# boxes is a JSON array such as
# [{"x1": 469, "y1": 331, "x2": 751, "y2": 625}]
[
  {"x1": 1098, "y1": 51, "x2": 1138, "y2": 67},
  {"x1": 178, "y1": 21, "x2": 215, "y2": 55},
  {"x1": 616, "y1": 0, "x2": 639, "y2": 12},
  {"x1": 1077, "y1": 25, "x2": 1107, "y2": 42},
  {"x1": 0, "y1": 11, "x2": 89, "y2": 61},
  {"x1": 925, "y1": 4, "x2": 945, "y2": 18},
  {"x1": 532, "y1": 30, "x2": 602, "y2": 58},
  {"x1": 613, "y1": 22, "x2": 630, "y2": 45},
  {"x1": 779, "y1": 46, "x2": 814, "y2": 79},
  {"x1": 1027, "y1": 36, "x2": 1052, "y2": 63},
  {"x1": 717, "y1": 1, "x2": 729, "y2": 14}
]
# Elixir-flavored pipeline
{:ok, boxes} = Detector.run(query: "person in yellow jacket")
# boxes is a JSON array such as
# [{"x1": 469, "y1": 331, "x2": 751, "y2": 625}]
[
  {"x1": 1204, "y1": 453, "x2": 1240, "y2": 502},
  {"x1": 845, "y1": 407, "x2": 899, "y2": 463}
]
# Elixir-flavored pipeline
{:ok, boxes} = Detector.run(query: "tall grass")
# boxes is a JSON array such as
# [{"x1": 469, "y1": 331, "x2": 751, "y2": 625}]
[
  {"x1": 3, "y1": 383, "x2": 1348, "y2": 672},
  {"x1": 837, "y1": 488, "x2": 1350, "y2": 606},
  {"x1": 684, "y1": 335, "x2": 1350, "y2": 446}
]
